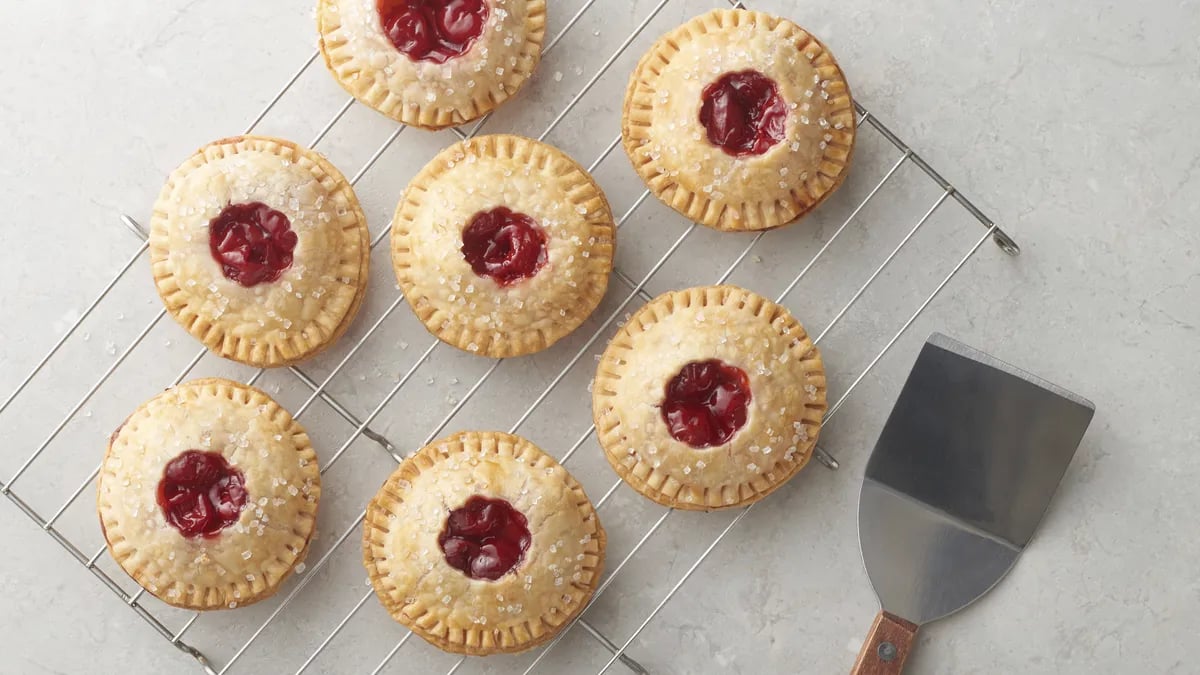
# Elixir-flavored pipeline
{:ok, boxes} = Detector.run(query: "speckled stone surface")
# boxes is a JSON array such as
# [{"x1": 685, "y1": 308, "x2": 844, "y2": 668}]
[{"x1": 2, "y1": 1, "x2": 1197, "y2": 673}]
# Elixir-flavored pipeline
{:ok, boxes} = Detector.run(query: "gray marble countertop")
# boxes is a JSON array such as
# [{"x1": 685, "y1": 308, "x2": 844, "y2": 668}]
[{"x1": 3, "y1": 1, "x2": 1197, "y2": 673}]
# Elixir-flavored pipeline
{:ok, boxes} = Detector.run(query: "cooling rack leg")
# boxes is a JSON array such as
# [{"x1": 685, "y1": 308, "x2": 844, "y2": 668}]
[
  {"x1": 578, "y1": 620, "x2": 651, "y2": 675},
  {"x1": 120, "y1": 213, "x2": 147, "y2": 238},
  {"x1": 991, "y1": 228, "x2": 1021, "y2": 255},
  {"x1": 175, "y1": 641, "x2": 219, "y2": 675},
  {"x1": 287, "y1": 365, "x2": 407, "y2": 465},
  {"x1": 810, "y1": 445, "x2": 840, "y2": 470}
]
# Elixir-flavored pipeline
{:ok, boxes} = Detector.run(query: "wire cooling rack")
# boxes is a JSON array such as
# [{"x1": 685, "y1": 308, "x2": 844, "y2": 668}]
[{"x1": 0, "y1": 0, "x2": 1019, "y2": 673}]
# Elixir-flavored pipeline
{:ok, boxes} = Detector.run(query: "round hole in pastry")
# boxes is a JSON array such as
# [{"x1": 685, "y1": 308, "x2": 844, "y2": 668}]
[
  {"x1": 377, "y1": 0, "x2": 490, "y2": 64},
  {"x1": 698, "y1": 69, "x2": 788, "y2": 157},
  {"x1": 438, "y1": 495, "x2": 531, "y2": 580},
  {"x1": 661, "y1": 359, "x2": 752, "y2": 448},
  {"x1": 460, "y1": 206, "x2": 548, "y2": 287},
  {"x1": 208, "y1": 202, "x2": 297, "y2": 287},
  {"x1": 156, "y1": 450, "x2": 248, "y2": 538}
]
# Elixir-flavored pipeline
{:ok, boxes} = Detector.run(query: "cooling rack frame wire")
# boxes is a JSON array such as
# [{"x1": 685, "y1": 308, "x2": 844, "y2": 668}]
[{"x1": 0, "y1": 0, "x2": 1019, "y2": 672}]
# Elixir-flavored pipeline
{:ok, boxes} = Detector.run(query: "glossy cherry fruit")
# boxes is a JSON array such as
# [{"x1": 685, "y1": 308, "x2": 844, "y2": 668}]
[
  {"x1": 661, "y1": 359, "x2": 752, "y2": 447},
  {"x1": 460, "y1": 206, "x2": 548, "y2": 287},
  {"x1": 156, "y1": 450, "x2": 248, "y2": 538},
  {"x1": 439, "y1": 495, "x2": 531, "y2": 580},
  {"x1": 698, "y1": 70, "x2": 788, "y2": 157},
  {"x1": 377, "y1": 0, "x2": 489, "y2": 64},
  {"x1": 208, "y1": 202, "x2": 297, "y2": 287}
]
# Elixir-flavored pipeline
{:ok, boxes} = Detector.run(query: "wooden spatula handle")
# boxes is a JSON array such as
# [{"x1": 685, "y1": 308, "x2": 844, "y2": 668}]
[{"x1": 850, "y1": 611, "x2": 919, "y2": 675}]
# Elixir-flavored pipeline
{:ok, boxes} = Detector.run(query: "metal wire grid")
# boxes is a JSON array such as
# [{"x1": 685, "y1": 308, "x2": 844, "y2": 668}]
[{"x1": 0, "y1": 0, "x2": 1019, "y2": 673}]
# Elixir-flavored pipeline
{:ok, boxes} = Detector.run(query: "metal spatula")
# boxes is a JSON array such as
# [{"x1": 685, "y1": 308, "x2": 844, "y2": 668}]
[{"x1": 850, "y1": 333, "x2": 1094, "y2": 674}]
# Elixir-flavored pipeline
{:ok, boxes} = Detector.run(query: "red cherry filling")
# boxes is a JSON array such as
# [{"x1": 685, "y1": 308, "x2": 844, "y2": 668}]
[
  {"x1": 377, "y1": 0, "x2": 489, "y2": 64},
  {"x1": 460, "y1": 207, "x2": 548, "y2": 286},
  {"x1": 156, "y1": 450, "x2": 248, "y2": 538},
  {"x1": 438, "y1": 496, "x2": 531, "y2": 580},
  {"x1": 208, "y1": 202, "x2": 297, "y2": 287},
  {"x1": 698, "y1": 70, "x2": 788, "y2": 157},
  {"x1": 662, "y1": 359, "x2": 752, "y2": 448}
]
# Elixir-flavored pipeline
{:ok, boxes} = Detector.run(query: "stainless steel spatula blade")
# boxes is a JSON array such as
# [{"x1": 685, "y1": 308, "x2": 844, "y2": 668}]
[{"x1": 851, "y1": 333, "x2": 1094, "y2": 674}]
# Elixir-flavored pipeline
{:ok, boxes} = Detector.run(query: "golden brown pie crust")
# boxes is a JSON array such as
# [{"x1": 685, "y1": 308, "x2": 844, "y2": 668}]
[
  {"x1": 621, "y1": 9, "x2": 856, "y2": 232},
  {"x1": 150, "y1": 135, "x2": 370, "y2": 368},
  {"x1": 97, "y1": 378, "x2": 320, "y2": 610},
  {"x1": 317, "y1": 0, "x2": 547, "y2": 129},
  {"x1": 593, "y1": 286, "x2": 827, "y2": 510},
  {"x1": 391, "y1": 134, "x2": 615, "y2": 358},
  {"x1": 363, "y1": 431, "x2": 606, "y2": 655}
]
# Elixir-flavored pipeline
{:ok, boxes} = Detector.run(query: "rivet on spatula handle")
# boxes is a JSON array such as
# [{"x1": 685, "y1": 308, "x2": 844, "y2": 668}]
[{"x1": 850, "y1": 611, "x2": 919, "y2": 675}]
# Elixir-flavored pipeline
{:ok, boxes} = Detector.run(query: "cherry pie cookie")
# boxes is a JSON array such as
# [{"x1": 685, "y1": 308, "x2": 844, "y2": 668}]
[
  {"x1": 622, "y1": 9, "x2": 856, "y2": 232},
  {"x1": 317, "y1": 0, "x2": 547, "y2": 129},
  {"x1": 593, "y1": 286, "x2": 827, "y2": 510},
  {"x1": 391, "y1": 134, "x2": 615, "y2": 357},
  {"x1": 97, "y1": 378, "x2": 320, "y2": 610},
  {"x1": 363, "y1": 431, "x2": 605, "y2": 655},
  {"x1": 150, "y1": 135, "x2": 370, "y2": 368}
]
